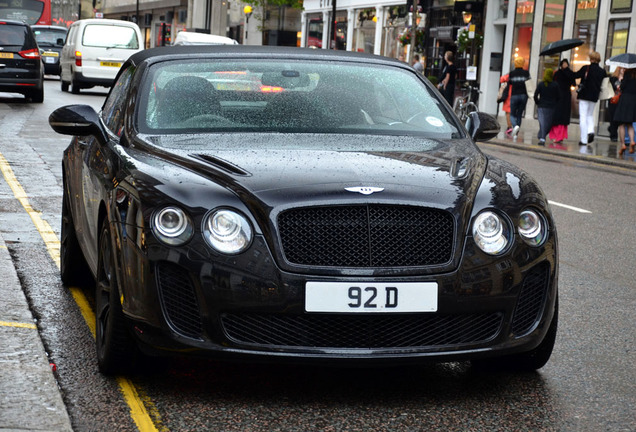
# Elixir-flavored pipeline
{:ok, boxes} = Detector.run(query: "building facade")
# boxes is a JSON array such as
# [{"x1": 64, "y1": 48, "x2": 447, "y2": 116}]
[{"x1": 301, "y1": 0, "x2": 635, "y2": 133}]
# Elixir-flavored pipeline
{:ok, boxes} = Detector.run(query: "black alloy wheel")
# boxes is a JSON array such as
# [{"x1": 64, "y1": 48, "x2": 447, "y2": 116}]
[
  {"x1": 60, "y1": 186, "x2": 92, "y2": 287},
  {"x1": 95, "y1": 222, "x2": 138, "y2": 374}
]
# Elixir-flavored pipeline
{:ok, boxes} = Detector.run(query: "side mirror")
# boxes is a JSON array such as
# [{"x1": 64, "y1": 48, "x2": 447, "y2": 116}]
[
  {"x1": 49, "y1": 104, "x2": 108, "y2": 145},
  {"x1": 466, "y1": 111, "x2": 500, "y2": 142}
]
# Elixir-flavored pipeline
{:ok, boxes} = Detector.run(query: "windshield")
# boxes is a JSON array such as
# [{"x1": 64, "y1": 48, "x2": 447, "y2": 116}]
[
  {"x1": 33, "y1": 28, "x2": 66, "y2": 46},
  {"x1": 138, "y1": 58, "x2": 462, "y2": 139}
]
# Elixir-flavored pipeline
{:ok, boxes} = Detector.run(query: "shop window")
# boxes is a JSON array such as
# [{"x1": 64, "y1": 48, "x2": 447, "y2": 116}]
[
  {"x1": 610, "y1": 0, "x2": 632, "y2": 12},
  {"x1": 511, "y1": 0, "x2": 534, "y2": 72},
  {"x1": 537, "y1": 0, "x2": 566, "y2": 83},
  {"x1": 573, "y1": 0, "x2": 600, "y2": 71},
  {"x1": 353, "y1": 8, "x2": 376, "y2": 53},
  {"x1": 599, "y1": 19, "x2": 630, "y2": 135},
  {"x1": 381, "y1": 5, "x2": 408, "y2": 60},
  {"x1": 306, "y1": 14, "x2": 323, "y2": 48}
]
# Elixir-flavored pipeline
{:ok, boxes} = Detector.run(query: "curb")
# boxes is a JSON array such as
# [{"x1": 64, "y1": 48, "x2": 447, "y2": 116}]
[
  {"x1": 0, "y1": 232, "x2": 73, "y2": 431},
  {"x1": 481, "y1": 138, "x2": 636, "y2": 171}
]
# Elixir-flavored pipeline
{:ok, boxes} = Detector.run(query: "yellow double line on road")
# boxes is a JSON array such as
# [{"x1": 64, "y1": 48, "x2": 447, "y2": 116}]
[{"x1": 0, "y1": 152, "x2": 162, "y2": 432}]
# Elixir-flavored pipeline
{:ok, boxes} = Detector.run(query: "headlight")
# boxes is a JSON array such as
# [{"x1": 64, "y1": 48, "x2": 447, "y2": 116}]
[
  {"x1": 152, "y1": 206, "x2": 194, "y2": 246},
  {"x1": 518, "y1": 209, "x2": 546, "y2": 246},
  {"x1": 472, "y1": 211, "x2": 510, "y2": 255},
  {"x1": 203, "y1": 209, "x2": 252, "y2": 254}
]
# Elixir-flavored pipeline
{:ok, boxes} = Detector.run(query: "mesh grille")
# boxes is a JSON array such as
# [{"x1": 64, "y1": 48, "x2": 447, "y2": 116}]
[
  {"x1": 278, "y1": 205, "x2": 455, "y2": 267},
  {"x1": 156, "y1": 263, "x2": 203, "y2": 339},
  {"x1": 511, "y1": 263, "x2": 550, "y2": 336},
  {"x1": 221, "y1": 312, "x2": 503, "y2": 349}
]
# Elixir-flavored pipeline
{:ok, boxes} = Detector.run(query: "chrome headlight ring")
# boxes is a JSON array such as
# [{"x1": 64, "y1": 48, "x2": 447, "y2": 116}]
[
  {"x1": 472, "y1": 210, "x2": 512, "y2": 255},
  {"x1": 152, "y1": 206, "x2": 194, "y2": 246},
  {"x1": 517, "y1": 209, "x2": 547, "y2": 247},
  {"x1": 203, "y1": 208, "x2": 253, "y2": 254}
]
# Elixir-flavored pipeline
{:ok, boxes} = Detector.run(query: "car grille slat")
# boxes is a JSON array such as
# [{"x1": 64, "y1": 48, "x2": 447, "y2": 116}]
[
  {"x1": 511, "y1": 263, "x2": 550, "y2": 336},
  {"x1": 221, "y1": 313, "x2": 503, "y2": 349},
  {"x1": 278, "y1": 205, "x2": 455, "y2": 268},
  {"x1": 156, "y1": 263, "x2": 203, "y2": 339}
]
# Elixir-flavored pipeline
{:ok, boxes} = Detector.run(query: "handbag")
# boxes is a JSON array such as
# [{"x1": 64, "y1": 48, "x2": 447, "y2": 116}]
[
  {"x1": 610, "y1": 89, "x2": 621, "y2": 104},
  {"x1": 497, "y1": 81, "x2": 509, "y2": 103},
  {"x1": 599, "y1": 77, "x2": 615, "y2": 101}
]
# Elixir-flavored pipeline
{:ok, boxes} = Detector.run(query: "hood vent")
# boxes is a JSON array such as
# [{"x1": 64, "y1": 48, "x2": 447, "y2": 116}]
[{"x1": 190, "y1": 154, "x2": 250, "y2": 176}]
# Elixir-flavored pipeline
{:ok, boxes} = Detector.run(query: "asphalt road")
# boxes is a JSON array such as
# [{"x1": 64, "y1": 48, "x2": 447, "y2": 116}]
[{"x1": 0, "y1": 79, "x2": 634, "y2": 431}]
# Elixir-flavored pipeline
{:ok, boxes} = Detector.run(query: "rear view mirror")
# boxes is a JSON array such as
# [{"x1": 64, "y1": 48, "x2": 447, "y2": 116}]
[{"x1": 261, "y1": 71, "x2": 310, "y2": 89}]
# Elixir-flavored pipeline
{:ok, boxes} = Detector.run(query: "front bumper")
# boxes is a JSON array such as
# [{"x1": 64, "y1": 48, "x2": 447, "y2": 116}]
[{"x1": 119, "y1": 230, "x2": 558, "y2": 363}]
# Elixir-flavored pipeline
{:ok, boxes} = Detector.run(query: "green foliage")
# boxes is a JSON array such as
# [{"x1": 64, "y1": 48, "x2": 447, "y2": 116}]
[
  {"x1": 456, "y1": 28, "x2": 484, "y2": 53},
  {"x1": 243, "y1": 0, "x2": 303, "y2": 10}
]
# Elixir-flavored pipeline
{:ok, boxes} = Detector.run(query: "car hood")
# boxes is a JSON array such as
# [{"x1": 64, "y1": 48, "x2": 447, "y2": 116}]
[{"x1": 138, "y1": 133, "x2": 487, "y2": 214}]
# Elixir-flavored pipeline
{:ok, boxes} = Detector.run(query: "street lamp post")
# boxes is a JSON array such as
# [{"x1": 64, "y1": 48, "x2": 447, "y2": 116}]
[{"x1": 243, "y1": 5, "x2": 253, "y2": 44}]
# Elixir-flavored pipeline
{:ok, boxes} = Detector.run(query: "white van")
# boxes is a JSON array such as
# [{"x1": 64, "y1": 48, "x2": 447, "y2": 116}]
[
  {"x1": 60, "y1": 18, "x2": 142, "y2": 94},
  {"x1": 173, "y1": 31, "x2": 239, "y2": 46}
]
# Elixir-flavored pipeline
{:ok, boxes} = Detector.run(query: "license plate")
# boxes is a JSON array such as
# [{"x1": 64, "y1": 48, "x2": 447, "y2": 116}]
[
  {"x1": 305, "y1": 282, "x2": 438, "y2": 313},
  {"x1": 44, "y1": 57, "x2": 56, "y2": 63},
  {"x1": 0, "y1": 52, "x2": 14, "y2": 59},
  {"x1": 100, "y1": 61, "x2": 121, "y2": 67},
  {"x1": 42, "y1": 52, "x2": 58, "y2": 57}
]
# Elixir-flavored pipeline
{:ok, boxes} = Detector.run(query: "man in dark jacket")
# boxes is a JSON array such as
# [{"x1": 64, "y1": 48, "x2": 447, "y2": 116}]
[
  {"x1": 508, "y1": 56, "x2": 531, "y2": 138},
  {"x1": 574, "y1": 51, "x2": 607, "y2": 146}
]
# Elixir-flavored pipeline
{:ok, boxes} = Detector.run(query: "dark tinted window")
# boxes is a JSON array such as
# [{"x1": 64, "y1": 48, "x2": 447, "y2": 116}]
[
  {"x1": 33, "y1": 27, "x2": 67, "y2": 46},
  {"x1": 102, "y1": 66, "x2": 135, "y2": 137},
  {"x1": 0, "y1": 23, "x2": 29, "y2": 48}
]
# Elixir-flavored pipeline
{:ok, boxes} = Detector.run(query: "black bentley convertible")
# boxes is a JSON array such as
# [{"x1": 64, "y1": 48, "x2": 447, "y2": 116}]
[{"x1": 49, "y1": 46, "x2": 558, "y2": 375}]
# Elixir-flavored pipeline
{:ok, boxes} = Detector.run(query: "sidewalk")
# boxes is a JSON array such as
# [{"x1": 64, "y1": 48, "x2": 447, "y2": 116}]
[
  {"x1": 487, "y1": 115, "x2": 636, "y2": 170},
  {"x1": 0, "y1": 231, "x2": 73, "y2": 431},
  {"x1": 0, "y1": 117, "x2": 634, "y2": 432}
]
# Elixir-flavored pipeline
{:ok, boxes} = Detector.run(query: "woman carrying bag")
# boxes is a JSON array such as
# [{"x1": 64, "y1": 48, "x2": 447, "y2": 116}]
[
  {"x1": 614, "y1": 68, "x2": 636, "y2": 157},
  {"x1": 573, "y1": 52, "x2": 607, "y2": 147}
]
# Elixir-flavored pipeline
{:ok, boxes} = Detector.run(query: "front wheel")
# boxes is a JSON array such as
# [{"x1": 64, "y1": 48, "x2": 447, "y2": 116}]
[{"x1": 95, "y1": 223, "x2": 139, "y2": 374}]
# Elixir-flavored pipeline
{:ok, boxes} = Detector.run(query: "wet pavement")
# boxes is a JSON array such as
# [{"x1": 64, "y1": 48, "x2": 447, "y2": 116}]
[
  {"x1": 491, "y1": 116, "x2": 636, "y2": 168},
  {"x1": 0, "y1": 115, "x2": 634, "y2": 431}
]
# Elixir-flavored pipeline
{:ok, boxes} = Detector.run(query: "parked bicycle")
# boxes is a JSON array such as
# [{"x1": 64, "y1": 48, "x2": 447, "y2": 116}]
[{"x1": 453, "y1": 84, "x2": 481, "y2": 123}]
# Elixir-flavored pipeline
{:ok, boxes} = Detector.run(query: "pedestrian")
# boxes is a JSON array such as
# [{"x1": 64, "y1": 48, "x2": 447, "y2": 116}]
[
  {"x1": 498, "y1": 74, "x2": 512, "y2": 137},
  {"x1": 549, "y1": 59, "x2": 576, "y2": 144},
  {"x1": 412, "y1": 54, "x2": 423, "y2": 74},
  {"x1": 613, "y1": 67, "x2": 636, "y2": 156},
  {"x1": 508, "y1": 56, "x2": 531, "y2": 138},
  {"x1": 573, "y1": 51, "x2": 607, "y2": 147},
  {"x1": 608, "y1": 66, "x2": 624, "y2": 142},
  {"x1": 438, "y1": 51, "x2": 457, "y2": 106},
  {"x1": 534, "y1": 68, "x2": 560, "y2": 145}
]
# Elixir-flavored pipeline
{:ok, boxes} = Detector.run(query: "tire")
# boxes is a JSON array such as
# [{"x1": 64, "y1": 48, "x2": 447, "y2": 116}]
[
  {"x1": 95, "y1": 223, "x2": 139, "y2": 375},
  {"x1": 30, "y1": 86, "x2": 44, "y2": 103},
  {"x1": 472, "y1": 296, "x2": 558, "y2": 372},
  {"x1": 71, "y1": 79, "x2": 80, "y2": 94},
  {"x1": 61, "y1": 80, "x2": 69, "y2": 92},
  {"x1": 60, "y1": 187, "x2": 92, "y2": 287}
]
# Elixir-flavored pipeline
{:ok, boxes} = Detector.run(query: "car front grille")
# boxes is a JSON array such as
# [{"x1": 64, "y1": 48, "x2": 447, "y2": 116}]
[
  {"x1": 221, "y1": 312, "x2": 503, "y2": 349},
  {"x1": 156, "y1": 263, "x2": 203, "y2": 339},
  {"x1": 278, "y1": 205, "x2": 455, "y2": 267},
  {"x1": 511, "y1": 263, "x2": 550, "y2": 336}
]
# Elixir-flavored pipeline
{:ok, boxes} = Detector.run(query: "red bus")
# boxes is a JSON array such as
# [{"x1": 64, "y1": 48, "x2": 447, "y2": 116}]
[{"x1": 0, "y1": 0, "x2": 51, "y2": 25}]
